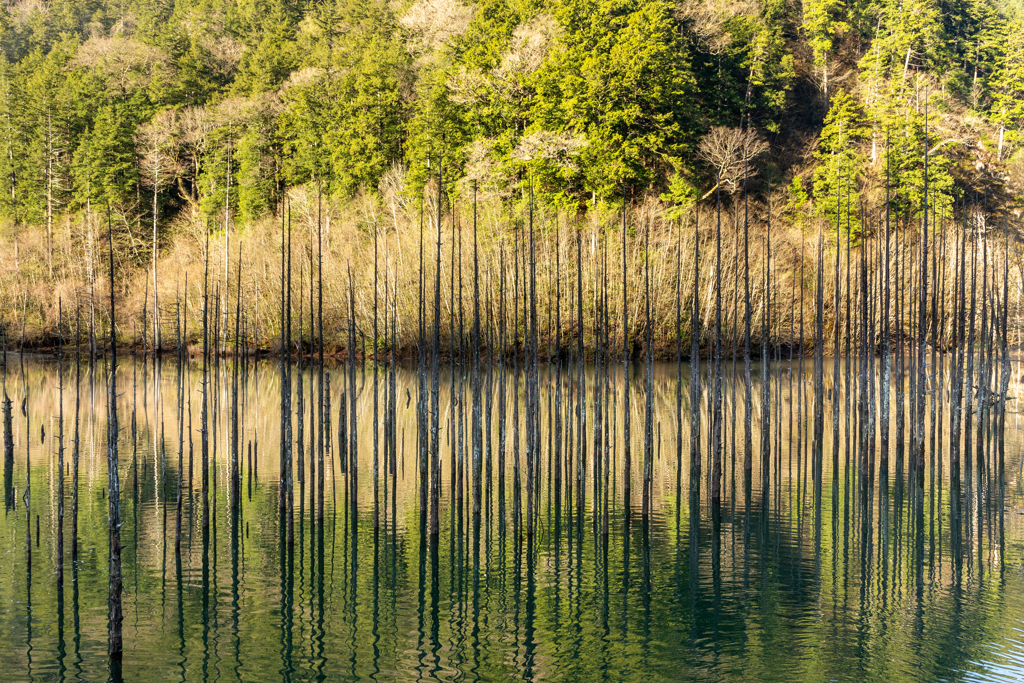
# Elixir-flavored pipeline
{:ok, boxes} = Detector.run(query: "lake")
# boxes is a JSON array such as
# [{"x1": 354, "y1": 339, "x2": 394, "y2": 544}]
[{"x1": 1, "y1": 355, "x2": 1023, "y2": 681}]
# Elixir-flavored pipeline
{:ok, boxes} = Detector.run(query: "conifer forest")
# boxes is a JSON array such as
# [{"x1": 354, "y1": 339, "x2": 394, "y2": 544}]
[{"x1": 2, "y1": 0, "x2": 1024, "y2": 680}]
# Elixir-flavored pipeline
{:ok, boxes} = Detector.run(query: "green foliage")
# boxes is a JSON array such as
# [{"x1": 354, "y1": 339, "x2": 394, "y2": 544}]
[
  {"x1": 882, "y1": 101, "x2": 956, "y2": 219},
  {"x1": 531, "y1": 0, "x2": 697, "y2": 200},
  {"x1": 277, "y1": 0, "x2": 408, "y2": 196},
  {"x1": 857, "y1": 0, "x2": 948, "y2": 125},
  {"x1": 198, "y1": 132, "x2": 238, "y2": 223},
  {"x1": 802, "y1": 0, "x2": 848, "y2": 70},
  {"x1": 236, "y1": 120, "x2": 278, "y2": 223},
  {"x1": 74, "y1": 101, "x2": 144, "y2": 210},
  {"x1": 785, "y1": 174, "x2": 811, "y2": 224},
  {"x1": 403, "y1": 68, "x2": 473, "y2": 196},
  {"x1": 0, "y1": 0, "x2": 1013, "y2": 231},
  {"x1": 992, "y1": 21, "x2": 1024, "y2": 149},
  {"x1": 812, "y1": 90, "x2": 867, "y2": 230},
  {"x1": 231, "y1": 2, "x2": 299, "y2": 95},
  {"x1": 324, "y1": 35, "x2": 408, "y2": 195},
  {"x1": 660, "y1": 168, "x2": 697, "y2": 220},
  {"x1": 741, "y1": 0, "x2": 796, "y2": 132}
]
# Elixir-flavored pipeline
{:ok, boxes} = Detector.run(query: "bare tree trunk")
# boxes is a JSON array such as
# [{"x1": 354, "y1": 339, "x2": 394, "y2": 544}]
[
  {"x1": 880, "y1": 161, "x2": 891, "y2": 478},
  {"x1": 643, "y1": 218, "x2": 654, "y2": 519},
  {"x1": 812, "y1": 230, "x2": 824, "y2": 490},
  {"x1": 46, "y1": 110, "x2": 54, "y2": 280},
  {"x1": 373, "y1": 202, "x2": 380, "y2": 530},
  {"x1": 72, "y1": 312, "x2": 81, "y2": 558},
  {"x1": 711, "y1": 187, "x2": 723, "y2": 505},
  {"x1": 2, "y1": 322, "x2": 12, "y2": 513},
  {"x1": 202, "y1": 228, "x2": 211, "y2": 534},
  {"x1": 222, "y1": 145, "x2": 231, "y2": 356},
  {"x1": 622, "y1": 207, "x2": 631, "y2": 505},
  {"x1": 429, "y1": 166, "x2": 442, "y2": 537},
  {"x1": 472, "y1": 186, "x2": 483, "y2": 523},
  {"x1": 915, "y1": 115, "x2": 930, "y2": 479},
  {"x1": 152, "y1": 140, "x2": 161, "y2": 354},
  {"x1": 175, "y1": 300, "x2": 184, "y2": 555},
  {"x1": 690, "y1": 204, "x2": 702, "y2": 495},
  {"x1": 57, "y1": 301, "x2": 65, "y2": 584},
  {"x1": 417, "y1": 198, "x2": 427, "y2": 518},
  {"x1": 106, "y1": 211, "x2": 124, "y2": 663},
  {"x1": 762, "y1": 232, "x2": 772, "y2": 500}
]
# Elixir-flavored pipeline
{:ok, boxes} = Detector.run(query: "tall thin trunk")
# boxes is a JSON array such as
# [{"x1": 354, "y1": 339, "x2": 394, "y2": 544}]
[
  {"x1": 915, "y1": 109, "x2": 929, "y2": 478},
  {"x1": 623, "y1": 206, "x2": 631, "y2": 503},
  {"x1": 72, "y1": 311, "x2": 81, "y2": 558},
  {"x1": 472, "y1": 185, "x2": 482, "y2": 522},
  {"x1": 812, "y1": 230, "x2": 824, "y2": 488},
  {"x1": 429, "y1": 166, "x2": 442, "y2": 536},
  {"x1": 57, "y1": 300, "x2": 65, "y2": 585},
  {"x1": 690, "y1": 203, "x2": 701, "y2": 495},
  {"x1": 742, "y1": 181, "x2": 753, "y2": 483},
  {"x1": 643, "y1": 217, "x2": 654, "y2": 519},
  {"x1": 2, "y1": 321, "x2": 12, "y2": 513},
  {"x1": 880, "y1": 155, "x2": 891, "y2": 478},
  {"x1": 711, "y1": 186, "x2": 723, "y2": 505},
  {"x1": 316, "y1": 194, "x2": 323, "y2": 527},
  {"x1": 152, "y1": 139, "x2": 161, "y2": 353},
  {"x1": 106, "y1": 210, "x2": 124, "y2": 661},
  {"x1": 202, "y1": 227, "x2": 210, "y2": 536},
  {"x1": 373, "y1": 203, "x2": 380, "y2": 530}
]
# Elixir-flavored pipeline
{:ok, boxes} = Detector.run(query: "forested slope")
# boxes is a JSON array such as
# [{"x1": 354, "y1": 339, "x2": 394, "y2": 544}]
[{"x1": 1, "y1": 0, "x2": 1022, "y2": 348}]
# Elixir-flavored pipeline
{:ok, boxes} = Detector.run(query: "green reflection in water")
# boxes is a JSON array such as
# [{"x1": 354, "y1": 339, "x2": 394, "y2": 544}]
[{"x1": 1, "y1": 356, "x2": 1023, "y2": 682}]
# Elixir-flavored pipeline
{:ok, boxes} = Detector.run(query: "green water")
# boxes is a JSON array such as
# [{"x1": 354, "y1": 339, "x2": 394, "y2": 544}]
[{"x1": 1, "y1": 356, "x2": 1023, "y2": 682}]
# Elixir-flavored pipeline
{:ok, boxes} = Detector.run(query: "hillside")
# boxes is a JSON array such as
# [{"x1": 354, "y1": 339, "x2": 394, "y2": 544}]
[{"x1": 0, "y1": 0, "x2": 1022, "y2": 350}]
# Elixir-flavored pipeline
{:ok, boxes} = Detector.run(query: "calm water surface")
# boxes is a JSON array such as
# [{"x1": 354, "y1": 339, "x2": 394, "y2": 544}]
[{"x1": 2, "y1": 356, "x2": 1023, "y2": 681}]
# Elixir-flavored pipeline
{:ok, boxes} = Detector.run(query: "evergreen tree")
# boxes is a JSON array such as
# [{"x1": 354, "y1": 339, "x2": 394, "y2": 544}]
[
  {"x1": 812, "y1": 89, "x2": 866, "y2": 230},
  {"x1": 992, "y1": 21, "x2": 1024, "y2": 156},
  {"x1": 0, "y1": 0, "x2": 1014, "y2": 231},
  {"x1": 531, "y1": 0, "x2": 698, "y2": 201},
  {"x1": 802, "y1": 0, "x2": 847, "y2": 96}
]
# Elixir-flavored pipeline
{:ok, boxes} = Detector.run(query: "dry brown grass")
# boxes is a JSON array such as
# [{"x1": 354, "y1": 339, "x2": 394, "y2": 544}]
[{"x1": 1, "y1": 188, "x2": 1022, "y2": 359}]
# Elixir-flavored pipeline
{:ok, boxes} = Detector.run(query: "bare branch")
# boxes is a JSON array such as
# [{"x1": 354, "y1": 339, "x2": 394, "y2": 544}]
[{"x1": 697, "y1": 126, "x2": 769, "y2": 194}]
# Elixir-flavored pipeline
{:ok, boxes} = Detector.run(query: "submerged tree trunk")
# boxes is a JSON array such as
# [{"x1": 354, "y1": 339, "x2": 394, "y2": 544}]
[{"x1": 106, "y1": 211, "x2": 124, "y2": 662}]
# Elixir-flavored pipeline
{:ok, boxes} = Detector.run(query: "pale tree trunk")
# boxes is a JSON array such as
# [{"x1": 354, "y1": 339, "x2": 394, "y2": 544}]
[
  {"x1": 46, "y1": 110, "x2": 54, "y2": 279},
  {"x1": 152, "y1": 141, "x2": 160, "y2": 353},
  {"x1": 223, "y1": 144, "x2": 231, "y2": 354},
  {"x1": 87, "y1": 197, "x2": 96, "y2": 358}
]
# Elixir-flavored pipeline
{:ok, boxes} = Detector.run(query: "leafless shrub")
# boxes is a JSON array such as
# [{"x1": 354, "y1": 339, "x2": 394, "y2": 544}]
[
  {"x1": 460, "y1": 139, "x2": 515, "y2": 200},
  {"x1": 399, "y1": 0, "x2": 475, "y2": 54},
  {"x1": 447, "y1": 67, "x2": 492, "y2": 107},
  {"x1": 676, "y1": 0, "x2": 760, "y2": 54},
  {"x1": 208, "y1": 36, "x2": 244, "y2": 76},
  {"x1": 497, "y1": 14, "x2": 560, "y2": 80},
  {"x1": 12, "y1": 0, "x2": 48, "y2": 28},
  {"x1": 511, "y1": 130, "x2": 586, "y2": 168},
  {"x1": 282, "y1": 66, "x2": 325, "y2": 93},
  {"x1": 71, "y1": 35, "x2": 172, "y2": 94},
  {"x1": 379, "y1": 161, "x2": 410, "y2": 225},
  {"x1": 697, "y1": 126, "x2": 770, "y2": 194},
  {"x1": 136, "y1": 109, "x2": 183, "y2": 191}
]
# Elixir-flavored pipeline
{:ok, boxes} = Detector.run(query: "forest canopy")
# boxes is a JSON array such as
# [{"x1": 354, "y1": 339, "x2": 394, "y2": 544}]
[{"x1": 0, "y1": 0, "x2": 1022, "y2": 233}]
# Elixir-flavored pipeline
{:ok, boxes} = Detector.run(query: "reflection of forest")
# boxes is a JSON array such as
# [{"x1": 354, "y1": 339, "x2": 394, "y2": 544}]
[{"x1": 1, "y1": 356, "x2": 1023, "y2": 681}]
